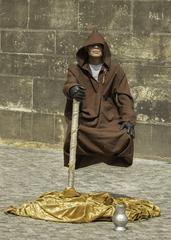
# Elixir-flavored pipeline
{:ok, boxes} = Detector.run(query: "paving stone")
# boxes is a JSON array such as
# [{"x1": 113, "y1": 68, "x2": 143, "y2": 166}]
[{"x1": 0, "y1": 144, "x2": 171, "y2": 240}]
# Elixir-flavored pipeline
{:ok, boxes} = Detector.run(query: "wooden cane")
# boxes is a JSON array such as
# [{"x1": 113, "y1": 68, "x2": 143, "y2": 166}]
[{"x1": 68, "y1": 99, "x2": 80, "y2": 188}]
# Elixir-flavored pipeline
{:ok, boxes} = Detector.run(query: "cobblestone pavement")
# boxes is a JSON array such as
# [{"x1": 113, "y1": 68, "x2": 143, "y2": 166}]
[{"x1": 0, "y1": 144, "x2": 171, "y2": 240}]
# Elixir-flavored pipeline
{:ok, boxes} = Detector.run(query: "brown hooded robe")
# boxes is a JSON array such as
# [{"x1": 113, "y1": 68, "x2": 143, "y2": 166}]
[{"x1": 63, "y1": 30, "x2": 136, "y2": 169}]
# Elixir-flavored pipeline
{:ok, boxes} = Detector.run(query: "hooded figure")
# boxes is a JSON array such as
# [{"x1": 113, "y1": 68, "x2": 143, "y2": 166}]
[{"x1": 63, "y1": 30, "x2": 136, "y2": 169}]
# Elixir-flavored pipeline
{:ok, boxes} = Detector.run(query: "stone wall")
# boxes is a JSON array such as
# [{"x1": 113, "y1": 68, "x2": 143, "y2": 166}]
[{"x1": 0, "y1": 0, "x2": 170, "y2": 159}]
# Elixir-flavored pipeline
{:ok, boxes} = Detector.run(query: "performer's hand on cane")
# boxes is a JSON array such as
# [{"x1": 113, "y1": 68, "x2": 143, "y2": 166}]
[{"x1": 69, "y1": 85, "x2": 86, "y2": 101}]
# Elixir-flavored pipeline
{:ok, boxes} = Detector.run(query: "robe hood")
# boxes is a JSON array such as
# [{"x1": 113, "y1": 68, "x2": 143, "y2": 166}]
[{"x1": 76, "y1": 30, "x2": 111, "y2": 69}]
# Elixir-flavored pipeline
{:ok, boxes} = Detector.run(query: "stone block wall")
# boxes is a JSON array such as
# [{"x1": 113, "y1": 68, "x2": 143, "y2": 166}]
[{"x1": 0, "y1": 0, "x2": 170, "y2": 159}]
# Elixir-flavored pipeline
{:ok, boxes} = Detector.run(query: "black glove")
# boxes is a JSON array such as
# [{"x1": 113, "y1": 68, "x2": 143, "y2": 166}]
[
  {"x1": 120, "y1": 121, "x2": 135, "y2": 138},
  {"x1": 69, "y1": 85, "x2": 86, "y2": 101}
]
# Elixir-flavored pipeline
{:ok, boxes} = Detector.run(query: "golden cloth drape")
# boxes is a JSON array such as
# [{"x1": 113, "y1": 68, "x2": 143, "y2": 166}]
[{"x1": 5, "y1": 188, "x2": 160, "y2": 223}]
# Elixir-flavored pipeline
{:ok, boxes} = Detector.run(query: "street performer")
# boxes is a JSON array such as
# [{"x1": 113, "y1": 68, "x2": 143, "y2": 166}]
[{"x1": 63, "y1": 29, "x2": 136, "y2": 169}]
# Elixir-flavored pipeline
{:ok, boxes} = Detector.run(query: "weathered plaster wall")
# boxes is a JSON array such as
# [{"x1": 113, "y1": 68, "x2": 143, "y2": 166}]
[{"x1": 0, "y1": 0, "x2": 170, "y2": 158}]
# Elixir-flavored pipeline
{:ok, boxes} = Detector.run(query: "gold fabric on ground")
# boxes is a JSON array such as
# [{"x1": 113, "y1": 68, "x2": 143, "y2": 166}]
[{"x1": 5, "y1": 187, "x2": 160, "y2": 223}]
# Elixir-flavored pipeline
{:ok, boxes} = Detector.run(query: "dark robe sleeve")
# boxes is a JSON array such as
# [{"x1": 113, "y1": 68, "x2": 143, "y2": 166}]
[
  {"x1": 63, "y1": 65, "x2": 80, "y2": 99},
  {"x1": 114, "y1": 65, "x2": 136, "y2": 125}
]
